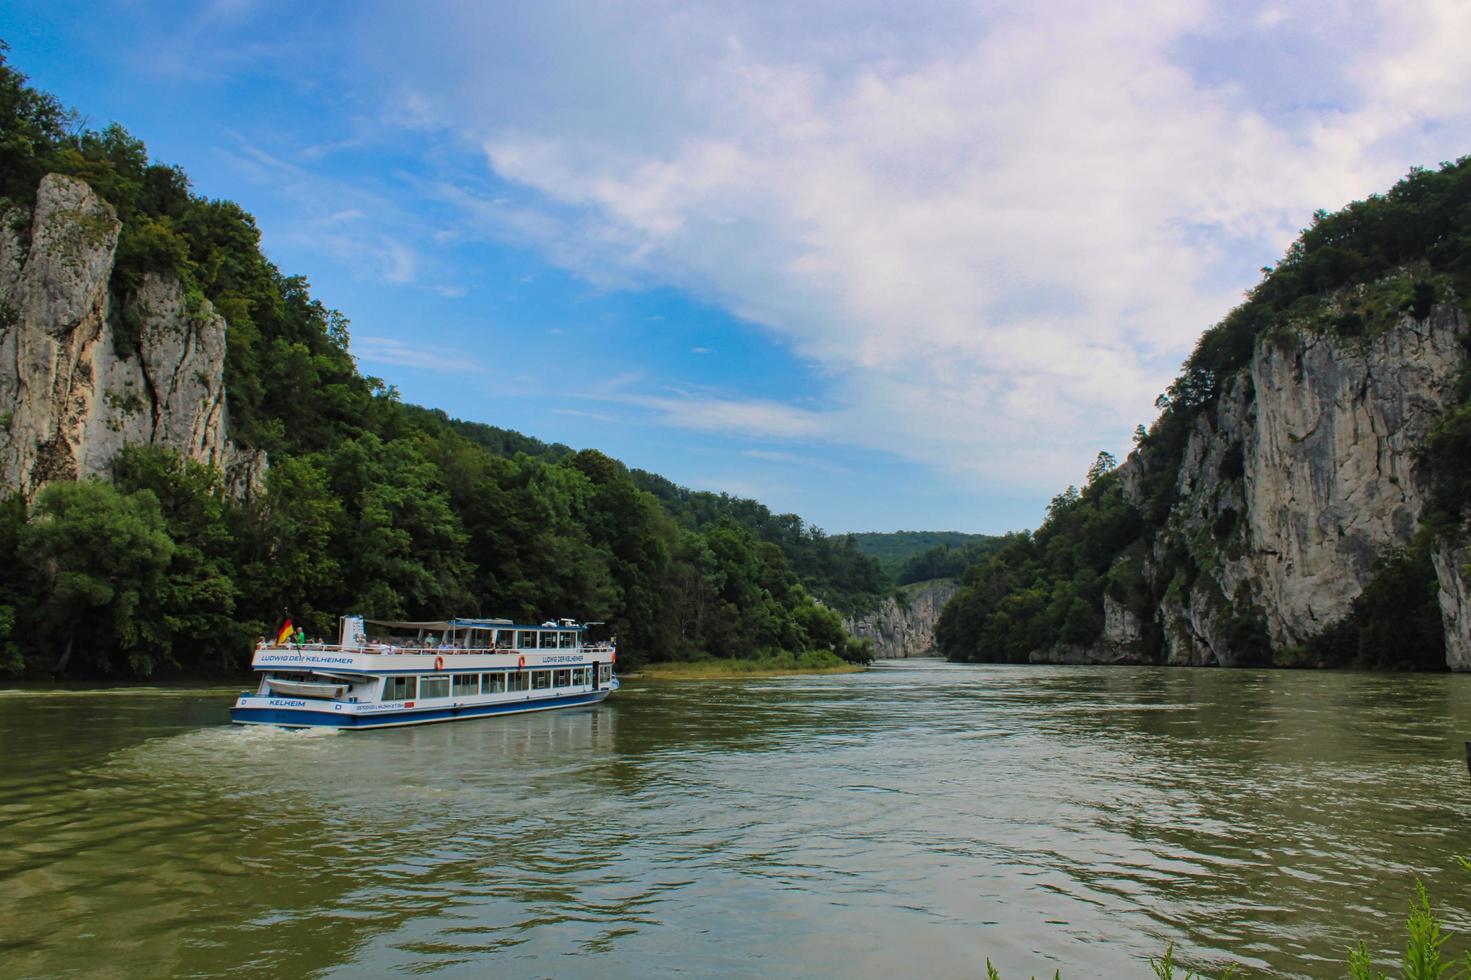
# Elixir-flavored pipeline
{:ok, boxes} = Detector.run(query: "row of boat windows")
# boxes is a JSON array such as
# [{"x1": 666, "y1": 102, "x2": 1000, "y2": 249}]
[
  {"x1": 382, "y1": 665, "x2": 612, "y2": 701},
  {"x1": 399, "y1": 630, "x2": 582, "y2": 650}
]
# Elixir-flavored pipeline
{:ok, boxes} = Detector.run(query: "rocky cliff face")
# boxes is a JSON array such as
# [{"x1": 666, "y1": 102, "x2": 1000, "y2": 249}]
[
  {"x1": 1433, "y1": 540, "x2": 1471, "y2": 671},
  {"x1": 1106, "y1": 295, "x2": 1469, "y2": 667},
  {"x1": 0, "y1": 174, "x2": 260, "y2": 498},
  {"x1": 846, "y1": 578, "x2": 958, "y2": 658}
]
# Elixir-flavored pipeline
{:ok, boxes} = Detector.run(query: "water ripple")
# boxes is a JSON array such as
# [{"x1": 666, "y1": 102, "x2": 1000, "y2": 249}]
[{"x1": 3, "y1": 667, "x2": 1471, "y2": 977}]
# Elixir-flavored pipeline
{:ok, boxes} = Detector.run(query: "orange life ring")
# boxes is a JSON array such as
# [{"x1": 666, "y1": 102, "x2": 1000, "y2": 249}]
[
  {"x1": 434, "y1": 655, "x2": 444, "y2": 670},
  {"x1": 518, "y1": 654, "x2": 526, "y2": 670}
]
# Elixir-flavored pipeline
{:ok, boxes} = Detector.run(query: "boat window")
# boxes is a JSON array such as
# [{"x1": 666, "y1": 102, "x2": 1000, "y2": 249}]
[
  {"x1": 508, "y1": 672, "x2": 529, "y2": 692},
  {"x1": 554, "y1": 669, "x2": 571, "y2": 687},
  {"x1": 531, "y1": 670, "x2": 551, "y2": 690},
  {"x1": 599, "y1": 664, "x2": 612, "y2": 682},
  {"x1": 495, "y1": 629, "x2": 513, "y2": 649},
  {"x1": 420, "y1": 675, "x2": 450, "y2": 699},
  {"x1": 517, "y1": 631, "x2": 537, "y2": 649},
  {"x1": 559, "y1": 632, "x2": 576, "y2": 648},
  {"x1": 482, "y1": 672, "x2": 505, "y2": 694},
  {"x1": 453, "y1": 674, "x2": 479, "y2": 696},
  {"x1": 539, "y1": 631, "x2": 556, "y2": 649},
  {"x1": 384, "y1": 676, "x2": 417, "y2": 701}
]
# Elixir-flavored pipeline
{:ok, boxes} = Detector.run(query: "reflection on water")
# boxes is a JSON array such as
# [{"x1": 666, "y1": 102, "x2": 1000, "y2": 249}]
[{"x1": 2, "y1": 664, "x2": 1470, "y2": 977}]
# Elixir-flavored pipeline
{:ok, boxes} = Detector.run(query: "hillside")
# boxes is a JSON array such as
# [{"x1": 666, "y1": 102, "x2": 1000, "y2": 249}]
[
  {"x1": 0, "y1": 49, "x2": 881, "y2": 676},
  {"x1": 939, "y1": 158, "x2": 1471, "y2": 670},
  {"x1": 848, "y1": 531, "x2": 1004, "y2": 579}
]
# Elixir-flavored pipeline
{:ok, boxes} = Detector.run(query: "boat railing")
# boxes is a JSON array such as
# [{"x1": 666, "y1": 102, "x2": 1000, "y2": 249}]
[{"x1": 257, "y1": 640, "x2": 618, "y2": 657}]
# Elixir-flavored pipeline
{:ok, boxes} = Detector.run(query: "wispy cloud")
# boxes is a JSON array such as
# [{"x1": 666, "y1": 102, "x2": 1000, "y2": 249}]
[
  {"x1": 742, "y1": 449, "x2": 852, "y2": 476},
  {"x1": 351, "y1": 335, "x2": 485, "y2": 375},
  {"x1": 578, "y1": 374, "x2": 832, "y2": 439},
  {"x1": 630, "y1": 392, "x2": 829, "y2": 439},
  {"x1": 224, "y1": 136, "x2": 428, "y2": 287},
  {"x1": 552, "y1": 407, "x2": 621, "y2": 424}
]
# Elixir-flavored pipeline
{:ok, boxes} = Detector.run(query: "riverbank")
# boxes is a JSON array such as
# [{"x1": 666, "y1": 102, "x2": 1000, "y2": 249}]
[{"x1": 636, "y1": 652, "x2": 866, "y2": 680}]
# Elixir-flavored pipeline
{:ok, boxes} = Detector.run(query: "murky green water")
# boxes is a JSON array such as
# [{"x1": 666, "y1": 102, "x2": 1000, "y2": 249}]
[{"x1": 3, "y1": 662, "x2": 1471, "y2": 978}]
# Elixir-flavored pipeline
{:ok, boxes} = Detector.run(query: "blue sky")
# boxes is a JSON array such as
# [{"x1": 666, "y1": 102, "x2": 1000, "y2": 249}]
[{"x1": 4, "y1": 0, "x2": 1469, "y2": 533}]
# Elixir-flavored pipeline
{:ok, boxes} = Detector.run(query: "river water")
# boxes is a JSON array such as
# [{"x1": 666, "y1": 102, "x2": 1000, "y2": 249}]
[{"x1": 3, "y1": 661, "x2": 1470, "y2": 978}]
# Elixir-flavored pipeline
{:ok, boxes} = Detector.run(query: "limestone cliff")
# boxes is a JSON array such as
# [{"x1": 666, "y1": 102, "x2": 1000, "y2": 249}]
[
  {"x1": 1102, "y1": 293, "x2": 1470, "y2": 667},
  {"x1": 1434, "y1": 540, "x2": 1471, "y2": 671},
  {"x1": 845, "y1": 578, "x2": 958, "y2": 658},
  {"x1": 0, "y1": 174, "x2": 260, "y2": 498}
]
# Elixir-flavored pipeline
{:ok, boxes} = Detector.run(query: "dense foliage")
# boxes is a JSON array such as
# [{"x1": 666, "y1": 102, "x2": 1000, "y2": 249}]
[
  {"x1": 941, "y1": 158, "x2": 1471, "y2": 668},
  {"x1": 0, "y1": 48, "x2": 878, "y2": 677},
  {"x1": 631, "y1": 469, "x2": 891, "y2": 613},
  {"x1": 937, "y1": 453, "x2": 1142, "y2": 663},
  {"x1": 891, "y1": 537, "x2": 1007, "y2": 586},
  {"x1": 846, "y1": 530, "x2": 1000, "y2": 575}
]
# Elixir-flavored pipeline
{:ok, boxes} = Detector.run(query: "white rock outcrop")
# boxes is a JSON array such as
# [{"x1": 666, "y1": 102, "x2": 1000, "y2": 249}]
[
  {"x1": 0, "y1": 174, "x2": 260, "y2": 498},
  {"x1": 1109, "y1": 296, "x2": 1470, "y2": 668},
  {"x1": 1434, "y1": 541, "x2": 1471, "y2": 671},
  {"x1": 845, "y1": 578, "x2": 959, "y2": 658},
  {"x1": 1239, "y1": 307, "x2": 1464, "y2": 645}
]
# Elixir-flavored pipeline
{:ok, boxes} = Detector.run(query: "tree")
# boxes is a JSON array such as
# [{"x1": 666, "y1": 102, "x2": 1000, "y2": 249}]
[
  {"x1": 19, "y1": 481, "x2": 174, "y2": 675},
  {"x1": 235, "y1": 454, "x2": 343, "y2": 638},
  {"x1": 113, "y1": 446, "x2": 244, "y2": 670}
]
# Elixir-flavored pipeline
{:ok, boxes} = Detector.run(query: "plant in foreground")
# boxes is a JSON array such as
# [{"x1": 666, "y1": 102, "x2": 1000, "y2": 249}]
[
  {"x1": 1349, "y1": 859, "x2": 1471, "y2": 980},
  {"x1": 984, "y1": 944, "x2": 1234, "y2": 980},
  {"x1": 988, "y1": 855, "x2": 1471, "y2": 980}
]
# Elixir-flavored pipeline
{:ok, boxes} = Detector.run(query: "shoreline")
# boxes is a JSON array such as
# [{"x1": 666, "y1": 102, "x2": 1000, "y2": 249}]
[{"x1": 631, "y1": 660, "x2": 867, "y2": 681}]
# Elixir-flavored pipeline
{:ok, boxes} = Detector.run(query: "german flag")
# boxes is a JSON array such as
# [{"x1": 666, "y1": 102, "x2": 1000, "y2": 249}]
[{"x1": 275, "y1": 619, "x2": 294, "y2": 645}]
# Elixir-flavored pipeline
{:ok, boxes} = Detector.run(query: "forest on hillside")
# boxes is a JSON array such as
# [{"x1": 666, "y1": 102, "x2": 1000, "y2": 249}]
[
  {"x1": 846, "y1": 531, "x2": 1004, "y2": 582},
  {"x1": 0, "y1": 48, "x2": 888, "y2": 677},
  {"x1": 939, "y1": 156, "x2": 1471, "y2": 669}
]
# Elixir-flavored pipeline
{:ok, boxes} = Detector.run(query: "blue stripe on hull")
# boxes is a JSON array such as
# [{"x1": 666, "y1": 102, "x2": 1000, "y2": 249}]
[{"x1": 230, "y1": 690, "x2": 610, "y2": 730}]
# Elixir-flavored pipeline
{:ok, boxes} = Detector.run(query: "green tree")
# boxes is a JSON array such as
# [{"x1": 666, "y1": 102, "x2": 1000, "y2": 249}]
[
  {"x1": 113, "y1": 446, "x2": 245, "y2": 670},
  {"x1": 19, "y1": 480, "x2": 174, "y2": 675},
  {"x1": 235, "y1": 455, "x2": 343, "y2": 638},
  {"x1": 322, "y1": 434, "x2": 472, "y2": 620}
]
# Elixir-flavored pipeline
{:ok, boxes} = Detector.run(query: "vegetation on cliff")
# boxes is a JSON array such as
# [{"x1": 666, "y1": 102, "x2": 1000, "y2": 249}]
[
  {"x1": 940, "y1": 157, "x2": 1471, "y2": 668},
  {"x1": 0, "y1": 47, "x2": 881, "y2": 677}
]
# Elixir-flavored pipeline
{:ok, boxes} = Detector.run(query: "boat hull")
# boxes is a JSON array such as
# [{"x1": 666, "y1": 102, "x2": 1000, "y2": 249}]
[{"x1": 230, "y1": 689, "x2": 612, "y2": 730}]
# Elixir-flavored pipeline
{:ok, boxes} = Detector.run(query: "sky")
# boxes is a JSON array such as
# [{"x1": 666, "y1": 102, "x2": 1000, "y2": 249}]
[{"x1": 4, "y1": 0, "x2": 1470, "y2": 533}]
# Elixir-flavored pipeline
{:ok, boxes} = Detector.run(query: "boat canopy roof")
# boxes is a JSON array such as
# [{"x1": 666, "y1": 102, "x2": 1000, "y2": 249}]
[
  {"x1": 362, "y1": 617, "x2": 584, "y2": 631},
  {"x1": 364, "y1": 619, "x2": 459, "y2": 631}
]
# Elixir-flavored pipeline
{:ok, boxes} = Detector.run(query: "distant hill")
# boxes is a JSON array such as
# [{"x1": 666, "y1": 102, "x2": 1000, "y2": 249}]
[{"x1": 848, "y1": 531, "x2": 1005, "y2": 578}]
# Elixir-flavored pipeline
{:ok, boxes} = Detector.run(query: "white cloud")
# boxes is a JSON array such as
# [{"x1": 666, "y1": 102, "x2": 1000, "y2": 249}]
[
  {"x1": 354, "y1": 0, "x2": 1471, "y2": 491},
  {"x1": 742, "y1": 449, "x2": 853, "y2": 477},
  {"x1": 611, "y1": 391, "x2": 829, "y2": 440},
  {"x1": 225, "y1": 137, "x2": 427, "y2": 287},
  {"x1": 352, "y1": 336, "x2": 485, "y2": 375}
]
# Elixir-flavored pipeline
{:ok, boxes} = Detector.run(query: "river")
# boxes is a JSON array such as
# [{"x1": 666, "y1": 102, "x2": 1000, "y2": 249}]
[{"x1": 2, "y1": 660, "x2": 1470, "y2": 978}]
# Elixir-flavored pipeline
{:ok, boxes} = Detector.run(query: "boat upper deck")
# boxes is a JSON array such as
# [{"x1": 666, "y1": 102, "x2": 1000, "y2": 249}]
[{"x1": 253, "y1": 615, "x2": 616, "y2": 673}]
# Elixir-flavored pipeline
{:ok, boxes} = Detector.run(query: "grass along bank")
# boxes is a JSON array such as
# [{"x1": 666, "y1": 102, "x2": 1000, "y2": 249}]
[{"x1": 635, "y1": 650, "x2": 866, "y2": 680}]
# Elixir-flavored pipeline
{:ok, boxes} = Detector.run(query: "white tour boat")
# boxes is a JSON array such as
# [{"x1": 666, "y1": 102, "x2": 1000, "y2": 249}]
[{"x1": 230, "y1": 615, "x2": 618, "y2": 730}]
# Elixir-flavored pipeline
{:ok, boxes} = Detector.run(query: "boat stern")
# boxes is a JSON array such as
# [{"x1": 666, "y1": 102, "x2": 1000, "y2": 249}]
[{"x1": 230, "y1": 693, "x2": 357, "y2": 728}]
